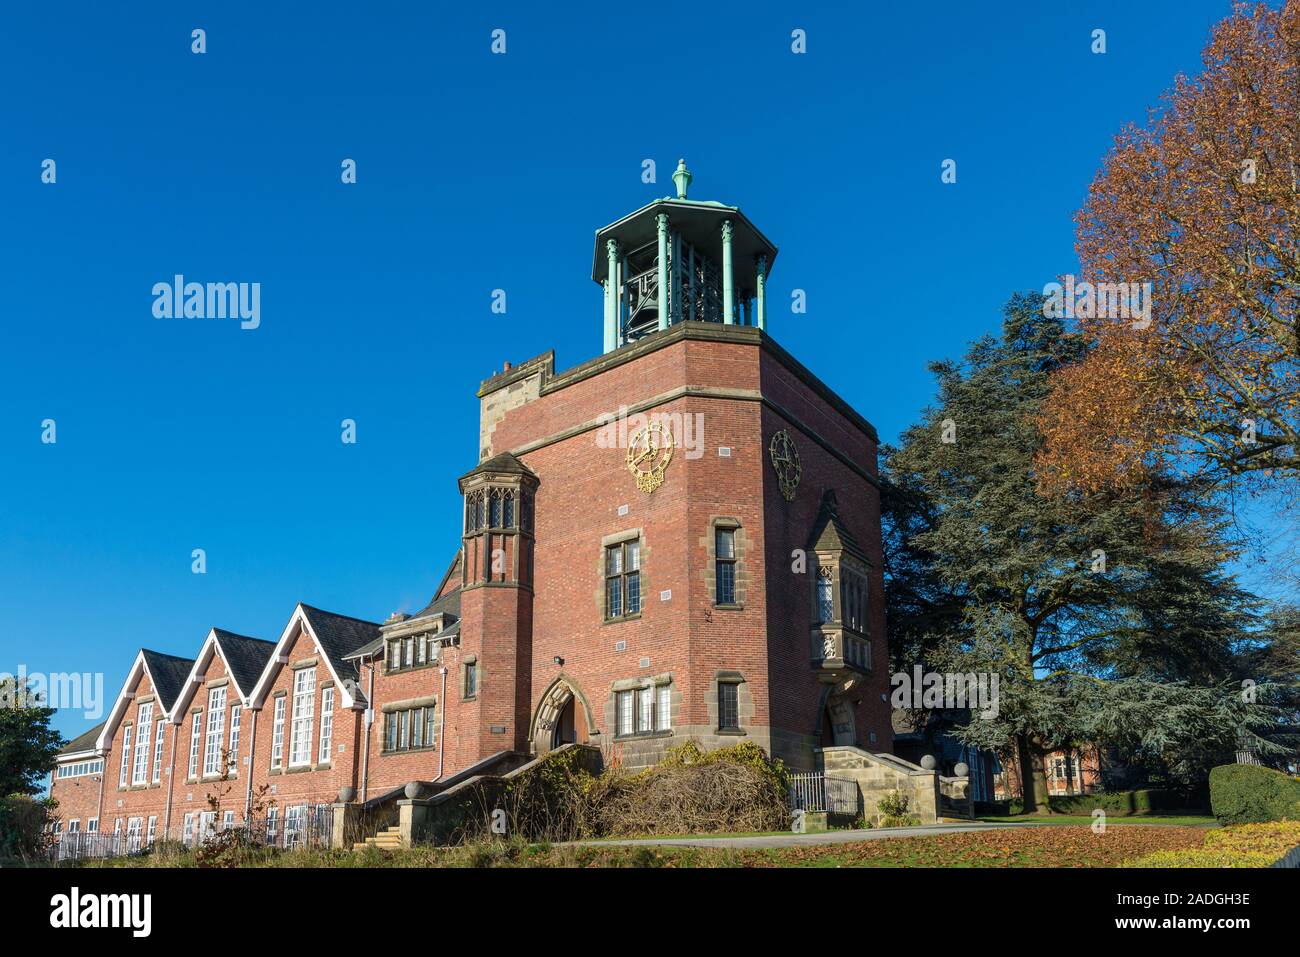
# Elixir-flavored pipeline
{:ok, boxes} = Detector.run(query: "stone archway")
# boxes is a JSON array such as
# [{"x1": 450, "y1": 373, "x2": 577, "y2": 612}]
[
  {"x1": 530, "y1": 674, "x2": 597, "y2": 755},
  {"x1": 814, "y1": 680, "x2": 859, "y2": 748}
]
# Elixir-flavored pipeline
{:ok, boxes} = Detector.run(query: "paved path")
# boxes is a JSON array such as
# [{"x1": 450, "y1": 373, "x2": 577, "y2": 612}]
[{"x1": 578, "y1": 820, "x2": 1020, "y2": 850}]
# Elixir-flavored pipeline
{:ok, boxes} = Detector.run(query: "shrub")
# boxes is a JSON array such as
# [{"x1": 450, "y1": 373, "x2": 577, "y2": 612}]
[
  {"x1": 1126, "y1": 821, "x2": 1300, "y2": 868},
  {"x1": 0, "y1": 795, "x2": 55, "y2": 861},
  {"x1": 590, "y1": 742, "x2": 790, "y2": 836},
  {"x1": 1209, "y1": 764, "x2": 1300, "y2": 825},
  {"x1": 875, "y1": 791, "x2": 920, "y2": 828}
]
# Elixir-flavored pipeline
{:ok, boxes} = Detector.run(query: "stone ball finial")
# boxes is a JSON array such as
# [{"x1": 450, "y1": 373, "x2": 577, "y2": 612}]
[
  {"x1": 954, "y1": 762, "x2": 969, "y2": 779},
  {"x1": 338, "y1": 786, "x2": 356, "y2": 803},
  {"x1": 920, "y1": 754, "x2": 937, "y2": 771},
  {"x1": 404, "y1": 781, "x2": 425, "y2": 800}
]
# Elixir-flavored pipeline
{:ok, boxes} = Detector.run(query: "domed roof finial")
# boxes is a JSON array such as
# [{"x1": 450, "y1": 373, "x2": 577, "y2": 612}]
[{"x1": 672, "y1": 158, "x2": 692, "y2": 200}]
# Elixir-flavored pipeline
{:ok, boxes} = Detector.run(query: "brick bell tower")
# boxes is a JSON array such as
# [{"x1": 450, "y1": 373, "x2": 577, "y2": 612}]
[{"x1": 456, "y1": 452, "x2": 538, "y2": 759}]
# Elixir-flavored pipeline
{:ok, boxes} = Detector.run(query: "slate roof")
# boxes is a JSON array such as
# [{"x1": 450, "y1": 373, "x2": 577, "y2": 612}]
[
  {"x1": 211, "y1": 629, "x2": 276, "y2": 697},
  {"x1": 460, "y1": 450, "x2": 536, "y2": 481},
  {"x1": 140, "y1": 650, "x2": 197, "y2": 714},
  {"x1": 299, "y1": 605, "x2": 382, "y2": 683},
  {"x1": 59, "y1": 721, "x2": 107, "y2": 756}
]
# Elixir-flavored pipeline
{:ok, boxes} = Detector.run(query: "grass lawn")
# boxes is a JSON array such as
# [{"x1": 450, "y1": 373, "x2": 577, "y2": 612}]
[
  {"x1": 977, "y1": 814, "x2": 1217, "y2": 827},
  {"x1": 49, "y1": 824, "x2": 1212, "y2": 868}
]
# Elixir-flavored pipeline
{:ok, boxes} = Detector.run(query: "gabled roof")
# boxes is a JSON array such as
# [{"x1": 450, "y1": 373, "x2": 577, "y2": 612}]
[
  {"x1": 139, "y1": 650, "x2": 196, "y2": 714},
  {"x1": 299, "y1": 605, "x2": 381, "y2": 685},
  {"x1": 172, "y1": 628, "x2": 277, "y2": 713},
  {"x1": 96, "y1": 649, "x2": 196, "y2": 749},
  {"x1": 58, "y1": 721, "x2": 107, "y2": 758},
  {"x1": 211, "y1": 629, "x2": 276, "y2": 696},
  {"x1": 250, "y1": 604, "x2": 380, "y2": 710}
]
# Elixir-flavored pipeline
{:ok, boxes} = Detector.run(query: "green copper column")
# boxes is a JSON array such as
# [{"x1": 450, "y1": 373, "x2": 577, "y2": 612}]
[
  {"x1": 656, "y1": 213, "x2": 670, "y2": 331},
  {"x1": 604, "y1": 239, "x2": 619, "y2": 352},
  {"x1": 755, "y1": 254, "x2": 767, "y2": 332},
  {"x1": 721, "y1": 219, "x2": 734, "y2": 324}
]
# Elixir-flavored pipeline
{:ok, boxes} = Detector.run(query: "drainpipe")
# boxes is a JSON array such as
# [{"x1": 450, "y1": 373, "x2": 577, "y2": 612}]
[
  {"x1": 243, "y1": 708, "x2": 258, "y2": 816},
  {"x1": 435, "y1": 666, "x2": 448, "y2": 782},
  {"x1": 162, "y1": 720, "x2": 178, "y2": 839},
  {"x1": 360, "y1": 653, "x2": 376, "y2": 802}
]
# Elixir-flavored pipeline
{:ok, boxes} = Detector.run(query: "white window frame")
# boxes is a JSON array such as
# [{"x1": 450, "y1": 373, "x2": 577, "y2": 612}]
[
  {"x1": 318, "y1": 687, "x2": 334, "y2": 763},
  {"x1": 132, "y1": 703, "x2": 153, "y2": 785},
  {"x1": 270, "y1": 696, "x2": 286, "y2": 769},
  {"x1": 87, "y1": 818, "x2": 98, "y2": 834},
  {"x1": 151, "y1": 718, "x2": 165, "y2": 784},
  {"x1": 229, "y1": 704, "x2": 242, "y2": 772},
  {"x1": 182, "y1": 813, "x2": 195, "y2": 847},
  {"x1": 119, "y1": 724, "x2": 133, "y2": 787},
  {"x1": 203, "y1": 686, "x2": 228, "y2": 777},
  {"x1": 146, "y1": 815, "x2": 157, "y2": 846},
  {"x1": 188, "y1": 711, "x2": 202, "y2": 779},
  {"x1": 288, "y1": 669, "x2": 316, "y2": 768}
]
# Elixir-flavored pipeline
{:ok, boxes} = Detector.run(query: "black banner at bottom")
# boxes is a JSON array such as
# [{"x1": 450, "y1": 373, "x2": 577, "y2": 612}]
[{"x1": 0, "y1": 865, "x2": 1285, "y2": 941}]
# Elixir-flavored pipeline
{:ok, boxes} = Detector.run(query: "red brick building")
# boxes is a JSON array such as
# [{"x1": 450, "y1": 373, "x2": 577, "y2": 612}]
[{"x1": 50, "y1": 164, "x2": 896, "y2": 844}]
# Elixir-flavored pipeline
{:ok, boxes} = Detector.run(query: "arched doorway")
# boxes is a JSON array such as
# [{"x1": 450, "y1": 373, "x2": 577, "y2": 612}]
[
  {"x1": 554, "y1": 696, "x2": 576, "y2": 748},
  {"x1": 815, "y1": 680, "x2": 859, "y2": 748},
  {"x1": 530, "y1": 675, "x2": 596, "y2": 755}
]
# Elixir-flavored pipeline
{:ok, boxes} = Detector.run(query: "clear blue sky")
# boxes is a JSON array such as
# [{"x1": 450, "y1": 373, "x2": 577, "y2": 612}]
[{"x1": 0, "y1": 0, "x2": 1253, "y2": 743}]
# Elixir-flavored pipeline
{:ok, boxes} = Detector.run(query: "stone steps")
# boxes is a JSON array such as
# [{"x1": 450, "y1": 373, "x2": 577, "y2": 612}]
[{"x1": 353, "y1": 825, "x2": 403, "y2": 852}]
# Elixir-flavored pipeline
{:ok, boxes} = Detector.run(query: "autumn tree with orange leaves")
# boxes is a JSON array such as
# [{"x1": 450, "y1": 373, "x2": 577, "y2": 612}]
[{"x1": 1037, "y1": 1, "x2": 1300, "y2": 495}]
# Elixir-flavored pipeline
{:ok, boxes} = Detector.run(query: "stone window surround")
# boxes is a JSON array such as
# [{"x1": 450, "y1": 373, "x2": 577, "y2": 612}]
[
  {"x1": 462, "y1": 655, "x2": 478, "y2": 701},
  {"x1": 599, "y1": 527, "x2": 647, "y2": 624},
  {"x1": 705, "y1": 670, "x2": 753, "y2": 736},
  {"x1": 609, "y1": 673, "x2": 675, "y2": 741},
  {"x1": 383, "y1": 630, "x2": 442, "y2": 676},
  {"x1": 380, "y1": 695, "x2": 439, "y2": 755},
  {"x1": 703, "y1": 516, "x2": 747, "y2": 609}
]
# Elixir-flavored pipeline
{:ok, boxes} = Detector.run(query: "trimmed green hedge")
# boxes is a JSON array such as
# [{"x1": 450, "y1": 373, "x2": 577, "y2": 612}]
[
  {"x1": 1209, "y1": 764, "x2": 1300, "y2": 825},
  {"x1": 975, "y1": 789, "x2": 1196, "y2": 818}
]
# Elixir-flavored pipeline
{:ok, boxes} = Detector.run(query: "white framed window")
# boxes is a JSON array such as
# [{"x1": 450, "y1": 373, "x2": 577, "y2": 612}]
[
  {"x1": 616, "y1": 683, "x2": 671, "y2": 737},
  {"x1": 127, "y1": 817, "x2": 142, "y2": 851},
  {"x1": 182, "y1": 813, "x2": 194, "y2": 847},
  {"x1": 132, "y1": 703, "x2": 153, "y2": 785},
  {"x1": 187, "y1": 711, "x2": 202, "y2": 779},
  {"x1": 222, "y1": 810, "x2": 234, "y2": 832},
  {"x1": 151, "y1": 718, "x2": 165, "y2": 784},
  {"x1": 270, "y1": 697, "x2": 286, "y2": 769},
  {"x1": 118, "y1": 724, "x2": 133, "y2": 787},
  {"x1": 146, "y1": 816, "x2": 157, "y2": 845},
  {"x1": 87, "y1": 818, "x2": 98, "y2": 834},
  {"x1": 203, "y1": 686, "x2": 227, "y2": 776},
  {"x1": 68, "y1": 819, "x2": 80, "y2": 833},
  {"x1": 266, "y1": 806, "x2": 278, "y2": 841},
  {"x1": 285, "y1": 805, "x2": 306, "y2": 848},
  {"x1": 318, "y1": 687, "x2": 334, "y2": 763},
  {"x1": 289, "y1": 669, "x2": 316, "y2": 767},
  {"x1": 199, "y1": 811, "x2": 216, "y2": 843},
  {"x1": 229, "y1": 705, "x2": 242, "y2": 771},
  {"x1": 616, "y1": 690, "x2": 633, "y2": 737}
]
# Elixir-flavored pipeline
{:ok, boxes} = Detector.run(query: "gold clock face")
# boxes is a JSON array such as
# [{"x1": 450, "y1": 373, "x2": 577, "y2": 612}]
[
  {"x1": 769, "y1": 429, "x2": 801, "y2": 501},
  {"x1": 626, "y1": 422, "x2": 674, "y2": 493}
]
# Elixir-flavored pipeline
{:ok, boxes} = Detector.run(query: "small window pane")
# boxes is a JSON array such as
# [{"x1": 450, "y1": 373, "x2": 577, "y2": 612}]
[
  {"x1": 616, "y1": 691, "x2": 633, "y2": 736},
  {"x1": 716, "y1": 528, "x2": 735, "y2": 559},
  {"x1": 657, "y1": 685, "x2": 671, "y2": 730},
  {"x1": 627, "y1": 539, "x2": 640, "y2": 571},
  {"x1": 719, "y1": 683, "x2": 740, "y2": 730},
  {"x1": 606, "y1": 545, "x2": 623, "y2": 576},
  {"x1": 626, "y1": 571, "x2": 641, "y2": 614},
  {"x1": 606, "y1": 577, "x2": 622, "y2": 618}
]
